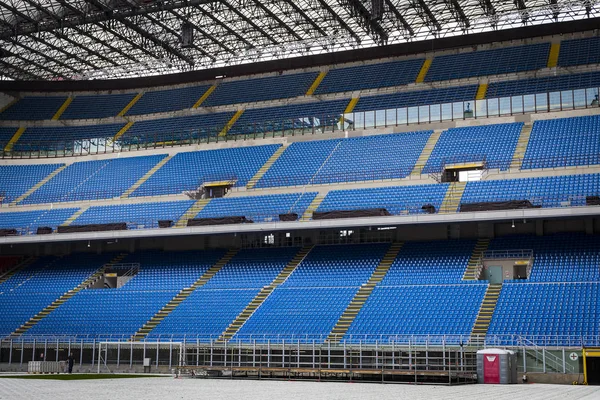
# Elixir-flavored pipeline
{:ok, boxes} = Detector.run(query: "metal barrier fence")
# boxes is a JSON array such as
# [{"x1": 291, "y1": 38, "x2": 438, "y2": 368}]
[{"x1": 2, "y1": 86, "x2": 599, "y2": 160}]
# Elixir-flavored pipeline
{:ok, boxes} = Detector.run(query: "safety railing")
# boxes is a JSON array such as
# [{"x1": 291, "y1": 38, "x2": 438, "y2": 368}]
[{"x1": 1, "y1": 86, "x2": 598, "y2": 160}]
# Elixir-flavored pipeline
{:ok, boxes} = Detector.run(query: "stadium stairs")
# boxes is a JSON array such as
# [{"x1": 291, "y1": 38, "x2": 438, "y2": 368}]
[
  {"x1": 11, "y1": 165, "x2": 68, "y2": 205},
  {"x1": 121, "y1": 155, "x2": 174, "y2": 198},
  {"x1": 132, "y1": 249, "x2": 238, "y2": 341},
  {"x1": 10, "y1": 253, "x2": 126, "y2": 337},
  {"x1": 3, "y1": 127, "x2": 26, "y2": 152},
  {"x1": 547, "y1": 42, "x2": 561, "y2": 68},
  {"x1": 175, "y1": 199, "x2": 211, "y2": 227},
  {"x1": 462, "y1": 238, "x2": 490, "y2": 280},
  {"x1": 0, "y1": 256, "x2": 37, "y2": 285},
  {"x1": 193, "y1": 85, "x2": 217, "y2": 108},
  {"x1": 218, "y1": 245, "x2": 314, "y2": 342},
  {"x1": 410, "y1": 131, "x2": 442, "y2": 177},
  {"x1": 469, "y1": 283, "x2": 502, "y2": 345},
  {"x1": 326, "y1": 242, "x2": 404, "y2": 343},
  {"x1": 476, "y1": 83, "x2": 488, "y2": 100},
  {"x1": 509, "y1": 124, "x2": 533, "y2": 170},
  {"x1": 112, "y1": 121, "x2": 135, "y2": 141},
  {"x1": 439, "y1": 181, "x2": 467, "y2": 214},
  {"x1": 301, "y1": 194, "x2": 326, "y2": 221},
  {"x1": 51, "y1": 97, "x2": 73, "y2": 120},
  {"x1": 305, "y1": 71, "x2": 328, "y2": 96},
  {"x1": 61, "y1": 206, "x2": 90, "y2": 226},
  {"x1": 219, "y1": 110, "x2": 245, "y2": 136},
  {"x1": 415, "y1": 59, "x2": 432, "y2": 83},
  {"x1": 118, "y1": 93, "x2": 143, "y2": 117},
  {"x1": 246, "y1": 146, "x2": 287, "y2": 189}
]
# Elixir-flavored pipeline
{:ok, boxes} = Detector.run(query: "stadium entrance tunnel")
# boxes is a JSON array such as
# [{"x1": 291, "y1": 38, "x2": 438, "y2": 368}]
[{"x1": 583, "y1": 349, "x2": 600, "y2": 385}]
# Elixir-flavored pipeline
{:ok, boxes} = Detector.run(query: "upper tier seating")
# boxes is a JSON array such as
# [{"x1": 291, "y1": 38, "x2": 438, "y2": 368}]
[
  {"x1": 312, "y1": 132, "x2": 431, "y2": 184},
  {"x1": 229, "y1": 99, "x2": 349, "y2": 136},
  {"x1": 487, "y1": 233, "x2": 600, "y2": 282},
  {"x1": 0, "y1": 163, "x2": 63, "y2": 203},
  {"x1": 486, "y1": 71, "x2": 600, "y2": 98},
  {"x1": 14, "y1": 123, "x2": 125, "y2": 152},
  {"x1": 461, "y1": 173, "x2": 600, "y2": 209},
  {"x1": 425, "y1": 43, "x2": 550, "y2": 82},
  {"x1": 558, "y1": 36, "x2": 600, "y2": 67},
  {"x1": 126, "y1": 85, "x2": 212, "y2": 115},
  {"x1": 22, "y1": 154, "x2": 167, "y2": 204},
  {"x1": 317, "y1": 183, "x2": 449, "y2": 216},
  {"x1": 423, "y1": 122, "x2": 523, "y2": 173},
  {"x1": 522, "y1": 115, "x2": 600, "y2": 169},
  {"x1": 353, "y1": 85, "x2": 478, "y2": 112},
  {"x1": 195, "y1": 193, "x2": 317, "y2": 223},
  {"x1": 381, "y1": 240, "x2": 476, "y2": 285},
  {"x1": 118, "y1": 112, "x2": 235, "y2": 144},
  {"x1": 73, "y1": 200, "x2": 195, "y2": 229},
  {"x1": 0, "y1": 96, "x2": 67, "y2": 120},
  {"x1": 61, "y1": 93, "x2": 138, "y2": 119},
  {"x1": 202, "y1": 72, "x2": 318, "y2": 107},
  {"x1": 149, "y1": 247, "x2": 299, "y2": 340},
  {"x1": 0, "y1": 208, "x2": 77, "y2": 234},
  {"x1": 25, "y1": 250, "x2": 226, "y2": 339},
  {"x1": 257, "y1": 132, "x2": 432, "y2": 188},
  {"x1": 314, "y1": 58, "x2": 425, "y2": 94},
  {"x1": 487, "y1": 282, "x2": 599, "y2": 346},
  {"x1": 0, "y1": 254, "x2": 112, "y2": 336},
  {"x1": 132, "y1": 145, "x2": 279, "y2": 197},
  {"x1": 345, "y1": 284, "x2": 487, "y2": 343}
]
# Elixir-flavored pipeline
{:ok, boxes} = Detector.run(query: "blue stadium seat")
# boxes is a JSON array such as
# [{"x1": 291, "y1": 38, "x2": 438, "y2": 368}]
[
  {"x1": 14, "y1": 123, "x2": 125, "y2": 152},
  {"x1": 558, "y1": 36, "x2": 600, "y2": 67},
  {"x1": 487, "y1": 71, "x2": 600, "y2": 98},
  {"x1": 0, "y1": 208, "x2": 77, "y2": 235},
  {"x1": 126, "y1": 85, "x2": 213, "y2": 115},
  {"x1": 61, "y1": 93, "x2": 138, "y2": 119},
  {"x1": 0, "y1": 96, "x2": 67, "y2": 121},
  {"x1": 0, "y1": 163, "x2": 63, "y2": 203}
]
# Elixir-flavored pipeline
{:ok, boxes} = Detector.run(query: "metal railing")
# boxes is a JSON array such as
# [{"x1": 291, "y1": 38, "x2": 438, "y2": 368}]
[{"x1": 1, "y1": 86, "x2": 599, "y2": 160}]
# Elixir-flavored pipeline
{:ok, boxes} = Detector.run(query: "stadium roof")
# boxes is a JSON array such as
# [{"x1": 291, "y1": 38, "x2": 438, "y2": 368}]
[{"x1": 0, "y1": 0, "x2": 598, "y2": 81}]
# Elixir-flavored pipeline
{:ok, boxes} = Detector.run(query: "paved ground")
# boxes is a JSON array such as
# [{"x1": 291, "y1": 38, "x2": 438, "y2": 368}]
[{"x1": 0, "y1": 376, "x2": 599, "y2": 400}]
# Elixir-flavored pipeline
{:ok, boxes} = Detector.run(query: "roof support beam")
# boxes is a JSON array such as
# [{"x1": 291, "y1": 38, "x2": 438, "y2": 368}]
[
  {"x1": 249, "y1": 0, "x2": 303, "y2": 41},
  {"x1": 446, "y1": 0, "x2": 470, "y2": 29},
  {"x1": 218, "y1": 0, "x2": 279, "y2": 45},
  {"x1": 415, "y1": 0, "x2": 442, "y2": 32},
  {"x1": 383, "y1": 0, "x2": 415, "y2": 37},
  {"x1": 314, "y1": 0, "x2": 361, "y2": 44}
]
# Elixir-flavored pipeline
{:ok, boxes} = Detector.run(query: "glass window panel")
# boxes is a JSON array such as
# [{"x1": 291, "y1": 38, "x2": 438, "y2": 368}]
[
  {"x1": 441, "y1": 103, "x2": 453, "y2": 121},
  {"x1": 475, "y1": 99, "x2": 487, "y2": 118},
  {"x1": 430, "y1": 104, "x2": 441, "y2": 122},
  {"x1": 487, "y1": 98, "x2": 499, "y2": 116},
  {"x1": 385, "y1": 108, "x2": 396, "y2": 126},
  {"x1": 397, "y1": 108, "x2": 408, "y2": 125},
  {"x1": 512, "y1": 96, "x2": 524, "y2": 114},
  {"x1": 418, "y1": 105, "x2": 430, "y2": 123},
  {"x1": 364, "y1": 111, "x2": 375, "y2": 129},
  {"x1": 561, "y1": 90, "x2": 574, "y2": 109},
  {"x1": 548, "y1": 91, "x2": 561, "y2": 111},
  {"x1": 354, "y1": 111, "x2": 365, "y2": 130},
  {"x1": 573, "y1": 89, "x2": 587, "y2": 108},
  {"x1": 536, "y1": 93, "x2": 549, "y2": 112},
  {"x1": 499, "y1": 97, "x2": 512, "y2": 115},
  {"x1": 523, "y1": 94, "x2": 535, "y2": 113},
  {"x1": 452, "y1": 102, "x2": 463, "y2": 119},
  {"x1": 375, "y1": 109, "x2": 386, "y2": 127},
  {"x1": 407, "y1": 107, "x2": 419, "y2": 124}
]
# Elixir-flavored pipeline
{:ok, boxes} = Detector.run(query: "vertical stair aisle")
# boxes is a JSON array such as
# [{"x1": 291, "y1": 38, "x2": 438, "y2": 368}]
[
  {"x1": 0, "y1": 256, "x2": 37, "y2": 285},
  {"x1": 439, "y1": 181, "x2": 467, "y2": 214},
  {"x1": 301, "y1": 194, "x2": 326, "y2": 221},
  {"x1": 410, "y1": 130, "x2": 442, "y2": 177},
  {"x1": 470, "y1": 284, "x2": 502, "y2": 345},
  {"x1": 11, "y1": 165, "x2": 68, "y2": 205},
  {"x1": 10, "y1": 254, "x2": 126, "y2": 337},
  {"x1": 326, "y1": 242, "x2": 404, "y2": 343},
  {"x1": 509, "y1": 124, "x2": 533, "y2": 170},
  {"x1": 246, "y1": 146, "x2": 287, "y2": 189},
  {"x1": 175, "y1": 199, "x2": 211, "y2": 227},
  {"x1": 132, "y1": 249, "x2": 238, "y2": 341},
  {"x1": 218, "y1": 245, "x2": 314, "y2": 342},
  {"x1": 61, "y1": 206, "x2": 90, "y2": 227},
  {"x1": 462, "y1": 238, "x2": 490, "y2": 280}
]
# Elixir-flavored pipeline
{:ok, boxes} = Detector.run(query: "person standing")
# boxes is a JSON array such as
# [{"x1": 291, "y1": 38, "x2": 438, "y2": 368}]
[{"x1": 67, "y1": 353, "x2": 74, "y2": 374}]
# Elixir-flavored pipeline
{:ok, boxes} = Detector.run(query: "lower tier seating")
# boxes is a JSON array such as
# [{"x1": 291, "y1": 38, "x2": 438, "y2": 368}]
[
  {"x1": 488, "y1": 282, "x2": 599, "y2": 346},
  {"x1": 0, "y1": 163, "x2": 63, "y2": 204},
  {"x1": 345, "y1": 285, "x2": 488, "y2": 343}
]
